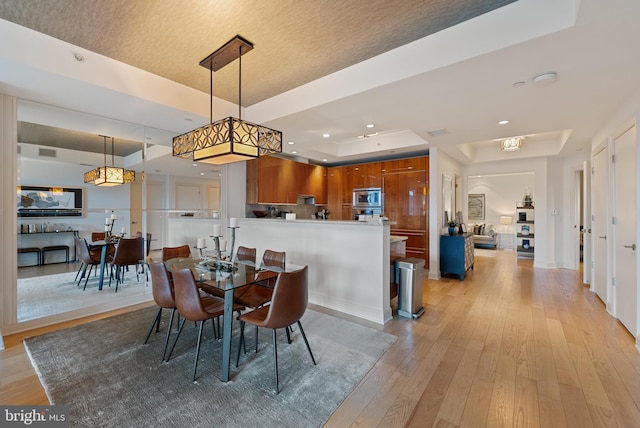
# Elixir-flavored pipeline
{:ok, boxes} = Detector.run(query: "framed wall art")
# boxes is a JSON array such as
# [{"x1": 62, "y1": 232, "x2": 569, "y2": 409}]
[
  {"x1": 468, "y1": 193, "x2": 485, "y2": 221},
  {"x1": 17, "y1": 185, "x2": 83, "y2": 217}
]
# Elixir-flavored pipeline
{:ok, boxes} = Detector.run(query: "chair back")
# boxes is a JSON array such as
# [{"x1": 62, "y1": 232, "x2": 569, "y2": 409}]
[
  {"x1": 171, "y1": 267, "x2": 211, "y2": 322},
  {"x1": 261, "y1": 266, "x2": 309, "y2": 329},
  {"x1": 91, "y1": 231, "x2": 106, "y2": 241},
  {"x1": 113, "y1": 237, "x2": 144, "y2": 266},
  {"x1": 262, "y1": 249, "x2": 285, "y2": 270},
  {"x1": 75, "y1": 236, "x2": 98, "y2": 264},
  {"x1": 236, "y1": 246, "x2": 256, "y2": 264},
  {"x1": 148, "y1": 259, "x2": 175, "y2": 309},
  {"x1": 162, "y1": 245, "x2": 191, "y2": 262}
]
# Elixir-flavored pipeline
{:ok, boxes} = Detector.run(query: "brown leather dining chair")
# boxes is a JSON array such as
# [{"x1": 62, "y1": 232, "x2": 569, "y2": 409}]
[
  {"x1": 166, "y1": 267, "x2": 244, "y2": 381},
  {"x1": 90, "y1": 231, "x2": 115, "y2": 259},
  {"x1": 236, "y1": 265, "x2": 316, "y2": 394},
  {"x1": 109, "y1": 236, "x2": 144, "y2": 292},
  {"x1": 234, "y1": 249, "x2": 284, "y2": 308},
  {"x1": 200, "y1": 246, "x2": 257, "y2": 300},
  {"x1": 162, "y1": 245, "x2": 191, "y2": 262},
  {"x1": 74, "y1": 236, "x2": 102, "y2": 290},
  {"x1": 144, "y1": 260, "x2": 179, "y2": 361}
]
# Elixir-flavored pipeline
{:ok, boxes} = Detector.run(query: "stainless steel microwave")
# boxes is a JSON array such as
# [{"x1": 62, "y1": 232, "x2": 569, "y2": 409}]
[{"x1": 353, "y1": 188, "x2": 383, "y2": 208}]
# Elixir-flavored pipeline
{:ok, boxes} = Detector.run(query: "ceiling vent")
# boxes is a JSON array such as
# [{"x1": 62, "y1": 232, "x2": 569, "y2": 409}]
[
  {"x1": 38, "y1": 148, "x2": 57, "y2": 158},
  {"x1": 427, "y1": 129, "x2": 449, "y2": 137}
]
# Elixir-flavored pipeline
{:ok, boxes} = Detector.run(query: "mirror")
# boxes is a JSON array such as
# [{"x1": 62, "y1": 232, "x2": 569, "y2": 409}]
[{"x1": 442, "y1": 174, "x2": 453, "y2": 226}]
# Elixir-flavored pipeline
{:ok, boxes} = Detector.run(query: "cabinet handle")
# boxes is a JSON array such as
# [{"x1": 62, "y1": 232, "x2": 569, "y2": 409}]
[
  {"x1": 624, "y1": 244, "x2": 636, "y2": 250},
  {"x1": 599, "y1": 235, "x2": 606, "y2": 239}
]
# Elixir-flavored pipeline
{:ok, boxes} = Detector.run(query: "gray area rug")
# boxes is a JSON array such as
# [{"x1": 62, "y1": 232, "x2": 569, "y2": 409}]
[
  {"x1": 18, "y1": 270, "x2": 150, "y2": 322},
  {"x1": 24, "y1": 306, "x2": 396, "y2": 427}
]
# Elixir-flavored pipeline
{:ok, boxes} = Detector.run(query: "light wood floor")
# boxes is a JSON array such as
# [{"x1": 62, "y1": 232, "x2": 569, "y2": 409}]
[{"x1": 3, "y1": 251, "x2": 640, "y2": 427}]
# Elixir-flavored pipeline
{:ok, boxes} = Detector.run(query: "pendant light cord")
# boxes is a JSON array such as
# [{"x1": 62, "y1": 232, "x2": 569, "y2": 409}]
[
  {"x1": 103, "y1": 135, "x2": 107, "y2": 167},
  {"x1": 238, "y1": 45, "x2": 242, "y2": 119},
  {"x1": 111, "y1": 137, "x2": 115, "y2": 166}
]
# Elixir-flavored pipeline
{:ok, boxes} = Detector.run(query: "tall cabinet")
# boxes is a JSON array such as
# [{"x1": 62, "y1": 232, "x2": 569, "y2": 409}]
[{"x1": 516, "y1": 205, "x2": 535, "y2": 259}]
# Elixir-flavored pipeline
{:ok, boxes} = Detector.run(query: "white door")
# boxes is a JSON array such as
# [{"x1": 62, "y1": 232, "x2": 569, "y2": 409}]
[
  {"x1": 614, "y1": 125, "x2": 637, "y2": 336},
  {"x1": 583, "y1": 161, "x2": 592, "y2": 284},
  {"x1": 592, "y1": 148, "x2": 608, "y2": 304}
]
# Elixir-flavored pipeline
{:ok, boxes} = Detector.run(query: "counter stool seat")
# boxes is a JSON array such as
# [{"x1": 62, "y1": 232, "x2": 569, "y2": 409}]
[
  {"x1": 18, "y1": 247, "x2": 42, "y2": 266},
  {"x1": 42, "y1": 245, "x2": 70, "y2": 264}
]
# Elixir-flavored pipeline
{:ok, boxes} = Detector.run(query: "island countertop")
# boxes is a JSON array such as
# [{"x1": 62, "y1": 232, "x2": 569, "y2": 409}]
[{"x1": 241, "y1": 217, "x2": 389, "y2": 226}]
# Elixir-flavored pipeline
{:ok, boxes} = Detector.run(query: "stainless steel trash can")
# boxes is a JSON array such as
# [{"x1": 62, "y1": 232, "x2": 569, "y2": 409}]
[{"x1": 395, "y1": 257, "x2": 425, "y2": 319}]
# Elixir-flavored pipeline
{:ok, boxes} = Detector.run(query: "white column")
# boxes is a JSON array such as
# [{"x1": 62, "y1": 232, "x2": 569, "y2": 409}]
[{"x1": 0, "y1": 94, "x2": 18, "y2": 348}]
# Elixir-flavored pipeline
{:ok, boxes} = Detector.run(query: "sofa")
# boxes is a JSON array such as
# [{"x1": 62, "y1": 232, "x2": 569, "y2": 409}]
[{"x1": 470, "y1": 223, "x2": 497, "y2": 249}]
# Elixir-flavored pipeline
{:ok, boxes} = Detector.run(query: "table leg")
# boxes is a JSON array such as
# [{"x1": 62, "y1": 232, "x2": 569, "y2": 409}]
[
  {"x1": 98, "y1": 245, "x2": 107, "y2": 291},
  {"x1": 221, "y1": 287, "x2": 234, "y2": 382}
]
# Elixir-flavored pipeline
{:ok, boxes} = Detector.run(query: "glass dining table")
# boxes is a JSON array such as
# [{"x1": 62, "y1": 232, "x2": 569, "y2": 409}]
[{"x1": 165, "y1": 257, "x2": 281, "y2": 382}]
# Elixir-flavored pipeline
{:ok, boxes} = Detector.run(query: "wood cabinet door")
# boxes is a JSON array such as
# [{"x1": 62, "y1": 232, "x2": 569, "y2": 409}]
[
  {"x1": 308, "y1": 164, "x2": 327, "y2": 204},
  {"x1": 327, "y1": 167, "x2": 343, "y2": 218},
  {"x1": 341, "y1": 165, "x2": 353, "y2": 204},
  {"x1": 363, "y1": 162, "x2": 382, "y2": 188},
  {"x1": 258, "y1": 156, "x2": 296, "y2": 204},
  {"x1": 383, "y1": 170, "x2": 427, "y2": 230}
]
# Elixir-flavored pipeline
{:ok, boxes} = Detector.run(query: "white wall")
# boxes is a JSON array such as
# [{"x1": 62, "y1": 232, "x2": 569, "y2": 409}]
[
  {"x1": 467, "y1": 173, "x2": 534, "y2": 233},
  {"x1": 464, "y1": 157, "x2": 553, "y2": 268},
  {"x1": 430, "y1": 149, "x2": 463, "y2": 279}
]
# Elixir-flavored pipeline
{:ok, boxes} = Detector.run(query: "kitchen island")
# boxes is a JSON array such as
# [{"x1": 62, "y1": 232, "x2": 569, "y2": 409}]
[{"x1": 237, "y1": 218, "x2": 392, "y2": 324}]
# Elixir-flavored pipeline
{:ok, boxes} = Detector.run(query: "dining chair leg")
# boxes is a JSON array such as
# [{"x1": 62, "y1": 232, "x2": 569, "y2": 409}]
[
  {"x1": 83, "y1": 265, "x2": 94, "y2": 291},
  {"x1": 144, "y1": 307, "x2": 163, "y2": 344},
  {"x1": 162, "y1": 308, "x2": 177, "y2": 361},
  {"x1": 165, "y1": 317, "x2": 187, "y2": 362},
  {"x1": 236, "y1": 320, "x2": 245, "y2": 368},
  {"x1": 77, "y1": 264, "x2": 88, "y2": 286},
  {"x1": 297, "y1": 321, "x2": 317, "y2": 365},
  {"x1": 74, "y1": 263, "x2": 85, "y2": 282},
  {"x1": 272, "y1": 328, "x2": 279, "y2": 394},
  {"x1": 285, "y1": 325, "x2": 292, "y2": 344},
  {"x1": 192, "y1": 321, "x2": 205, "y2": 381},
  {"x1": 255, "y1": 325, "x2": 259, "y2": 353}
]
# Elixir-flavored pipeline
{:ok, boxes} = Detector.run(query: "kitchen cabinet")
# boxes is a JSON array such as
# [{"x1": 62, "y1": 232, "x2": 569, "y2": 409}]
[
  {"x1": 440, "y1": 233, "x2": 474, "y2": 280},
  {"x1": 383, "y1": 170, "x2": 427, "y2": 230},
  {"x1": 382, "y1": 155, "x2": 429, "y2": 266},
  {"x1": 246, "y1": 156, "x2": 327, "y2": 205},
  {"x1": 351, "y1": 162, "x2": 382, "y2": 189}
]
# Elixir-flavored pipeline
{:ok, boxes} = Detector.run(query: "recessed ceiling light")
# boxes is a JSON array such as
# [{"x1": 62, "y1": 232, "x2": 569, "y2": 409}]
[
  {"x1": 72, "y1": 52, "x2": 85, "y2": 62},
  {"x1": 322, "y1": 133, "x2": 330, "y2": 138},
  {"x1": 200, "y1": 172, "x2": 205, "y2": 176},
  {"x1": 513, "y1": 81, "x2": 526, "y2": 88},
  {"x1": 498, "y1": 120, "x2": 509, "y2": 125},
  {"x1": 322, "y1": 158, "x2": 328, "y2": 162},
  {"x1": 366, "y1": 124, "x2": 375, "y2": 128},
  {"x1": 532, "y1": 72, "x2": 557, "y2": 84},
  {"x1": 287, "y1": 141, "x2": 295, "y2": 145},
  {"x1": 292, "y1": 151, "x2": 297, "y2": 154},
  {"x1": 193, "y1": 163, "x2": 198, "y2": 167},
  {"x1": 184, "y1": 118, "x2": 193, "y2": 122}
]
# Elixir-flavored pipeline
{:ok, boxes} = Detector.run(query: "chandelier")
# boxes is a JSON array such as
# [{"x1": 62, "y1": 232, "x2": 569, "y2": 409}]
[
  {"x1": 173, "y1": 35, "x2": 282, "y2": 165},
  {"x1": 500, "y1": 136, "x2": 522, "y2": 151},
  {"x1": 84, "y1": 135, "x2": 136, "y2": 186}
]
